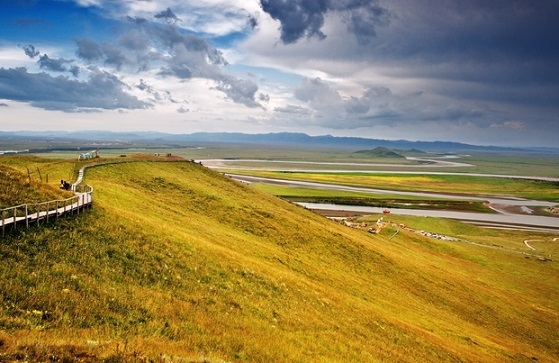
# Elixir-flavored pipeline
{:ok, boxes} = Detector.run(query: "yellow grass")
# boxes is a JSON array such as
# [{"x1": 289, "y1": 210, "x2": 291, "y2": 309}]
[{"x1": 1, "y1": 158, "x2": 558, "y2": 362}]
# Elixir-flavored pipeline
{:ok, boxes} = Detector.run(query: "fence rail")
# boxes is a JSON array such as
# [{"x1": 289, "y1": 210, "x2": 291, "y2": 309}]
[
  {"x1": 1, "y1": 159, "x2": 186, "y2": 235},
  {"x1": 1, "y1": 167, "x2": 93, "y2": 235}
]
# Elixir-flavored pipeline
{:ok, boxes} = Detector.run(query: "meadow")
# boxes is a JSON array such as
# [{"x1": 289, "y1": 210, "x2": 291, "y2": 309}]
[
  {"x1": 230, "y1": 170, "x2": 559, "y2": 202},
  {"x1": 0, "y1": 155, "x2": 558, "y2": 362}
]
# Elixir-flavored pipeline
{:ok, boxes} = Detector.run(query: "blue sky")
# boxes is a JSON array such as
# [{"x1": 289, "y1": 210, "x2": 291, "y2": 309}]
[{"x1": 0, "y1": 0, "x2": 558, "y2": 147}]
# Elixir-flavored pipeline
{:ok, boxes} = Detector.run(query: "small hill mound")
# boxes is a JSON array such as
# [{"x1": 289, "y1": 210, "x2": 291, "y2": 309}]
[
  {"x1": 406, "y1": 148, "x2": 427, "y2": 154},
  {"x1": 354, "y1": 146, "x2": 405, "y2": 158}
]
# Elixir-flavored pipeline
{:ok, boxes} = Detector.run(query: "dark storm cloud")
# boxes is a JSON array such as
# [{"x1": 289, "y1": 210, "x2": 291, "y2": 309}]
[
  {"x1": 381, "y1": 0, "x2": 559, "y2": 127},
  {"x1": 277, "y1": 0, "x2": 559, "y2": 135},
  {"x1": 0, "y1": 67, "x2": 149, "y2": 111},
  {"x1": 20, "y1": 44, "x2": 40, "y2": 58},
  {"x1": 336, "y1": 1, "x2": 391, "y2": 45},
  {"x1": 37, "y1": 54, "x2": 72, "y2": 72},
  {"x1": 260, "y1": 0, "x2": 328, "y2": 43},
  {"x1": 372, "y1": 0, "x2": 559, "y2": 79},
  {"x1": 259, "y1": 0, "x2": 390, "y2": 44}
]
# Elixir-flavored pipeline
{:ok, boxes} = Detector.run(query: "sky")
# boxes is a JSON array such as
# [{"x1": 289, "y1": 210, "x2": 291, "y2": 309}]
[{"x1": 0, "y1": 0, "x2": 558, "y2": 147}]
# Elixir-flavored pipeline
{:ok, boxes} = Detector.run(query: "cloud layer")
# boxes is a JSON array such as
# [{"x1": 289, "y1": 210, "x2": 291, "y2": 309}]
[{"x1": 0, "y1": 0, "x2": 557, "y2": 147}]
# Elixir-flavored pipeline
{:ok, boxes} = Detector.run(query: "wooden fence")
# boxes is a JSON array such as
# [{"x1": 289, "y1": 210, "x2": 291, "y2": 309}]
[{"x1": 1, "y1": 166, "x2": 93, "y2": 235}]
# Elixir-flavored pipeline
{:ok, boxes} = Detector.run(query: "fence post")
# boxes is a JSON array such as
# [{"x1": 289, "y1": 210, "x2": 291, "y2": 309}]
[
  {"x1": 46, "y1": 201, "x2": 49, "y2": 223},
  {"x1": 1, "y1": 209, "x2": 4, "y2": 235},
  {"x1": 25, "y1": 204, "x2": 29, "y2": 229}
]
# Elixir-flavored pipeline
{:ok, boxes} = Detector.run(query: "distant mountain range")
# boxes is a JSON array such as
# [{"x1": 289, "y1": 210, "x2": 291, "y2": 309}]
[{"x1": 1, "y1": 130, "x2": 557, "y2": 154}]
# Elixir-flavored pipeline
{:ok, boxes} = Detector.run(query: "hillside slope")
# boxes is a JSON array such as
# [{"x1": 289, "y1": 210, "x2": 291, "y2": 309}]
[
  {"x1": 0, "y1": 162, "x2": 73, "y2": 208},
  {"x1": 354, "y1": 146, "x2": 405, "y2": 158},
  {"x1": 1, "y1": 160, "x2": 558, "y2": 362}
]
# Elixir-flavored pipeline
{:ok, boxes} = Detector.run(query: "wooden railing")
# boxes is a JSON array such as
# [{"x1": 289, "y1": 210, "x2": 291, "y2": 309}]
[
  {"x1": 1, "y1": 166, "x2": 93, "y2": 235},
  {"x1": 0, "y1": 158, "x2": 190, "y2": 235}
]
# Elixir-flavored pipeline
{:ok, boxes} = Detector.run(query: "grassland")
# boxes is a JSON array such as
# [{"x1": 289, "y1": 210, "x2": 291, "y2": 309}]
[
  {"x1": 255, "y1": 184, "x2": 493, "y2": 213},
  {"x1": 1, "y1": 156, "x2": 558, "y2": 362},
  {"x1": 229, "y1": 170, "x2": 559, "y2": 202}
]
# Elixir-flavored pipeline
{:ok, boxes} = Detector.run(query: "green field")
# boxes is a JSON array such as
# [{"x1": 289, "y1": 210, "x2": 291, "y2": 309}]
[
  {"x1": 1, "y1": 156, "x2": 558, "y2": 362},
  {"x1": 231, "y1": 170, "x2": 559, "y2": 202},
  {"x1": 254, "y1": 184, "x2": 493, "y2": 213},
  {"x1": 14, "y1": 138, "x2": 559, "y2": 177}
]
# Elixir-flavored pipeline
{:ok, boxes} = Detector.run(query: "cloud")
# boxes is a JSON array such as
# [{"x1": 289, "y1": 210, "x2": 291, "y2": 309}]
[
  {"x1": 259, "y1": 0, "x2": 390, "y2": 44},
  {"x1": 75, "y1": 38, "x2": 127, "y2": 69},
  {"x1": 290, "y1": 77, "x2": 497, "y2": 130},
  {"x1": 274, "y1": 104, "x2": 311, "y2": 116},
  {"x1": 215, "y1": 75, "x2": 261, "y2": 108},
  {"x1": 37, "y1": 54, "x2": 73, "y2": 72},
  {"x1": 0, "y1": 67, "x2": 150, "y2": 111},
  {"x1": 336, "y1": 1, "x2": 391, "y2": 45},
  {"x1": 20, "y1": 44, "x2": 40, "y2": 58},
  {"x1": 154, "y1": 7, "x2": 180, "y2": 24},
  {"x1": 491, "y1": 120, "x2": 526, "y2": 130},
  {"x1": 73, "y1": 17, "x2": 262, "y2": 108},
  {"x1": 294, "y1": 77, "x2": 342, "y2": 107},
  {"x1": 69, "y1": 66, "x2": 80, "y2": 77},
  {"x1": 247, "y1": 14, "x2": 258, "y2": 29}
]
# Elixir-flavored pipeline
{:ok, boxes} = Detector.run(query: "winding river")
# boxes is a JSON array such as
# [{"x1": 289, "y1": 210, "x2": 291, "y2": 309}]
[{"x1": 199, "y1": 158, "x2": 559, "y2": 231}]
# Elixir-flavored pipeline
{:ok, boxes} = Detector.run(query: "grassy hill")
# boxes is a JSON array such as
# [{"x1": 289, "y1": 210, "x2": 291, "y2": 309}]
[
  {"x1": 354, "y1": 147, "x2": 406, "y2": 158},
  {"x1": 1, "y1": 158, "x2": 558, "y2": 362}
]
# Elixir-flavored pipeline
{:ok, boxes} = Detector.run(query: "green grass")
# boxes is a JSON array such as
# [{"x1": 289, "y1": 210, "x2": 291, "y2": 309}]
[
  {"x1": 232, "y1": 170, "x2": 559, "y2": 201},
  {"x1": 254, "y1": 184, "x2": 493, "y2": 213},
  {"x1": 1, "y1": 158, "x2": 558, "y2": 362}
]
